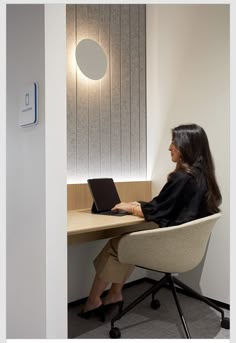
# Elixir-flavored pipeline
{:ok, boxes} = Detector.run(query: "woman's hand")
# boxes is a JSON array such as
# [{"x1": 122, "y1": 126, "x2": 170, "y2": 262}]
[
  {"x1": 112, "y1": 202, "x2": 134, "y2": 213},
  {"x1": 112, "y1": 202, "x2": 144, "y2": 218}
]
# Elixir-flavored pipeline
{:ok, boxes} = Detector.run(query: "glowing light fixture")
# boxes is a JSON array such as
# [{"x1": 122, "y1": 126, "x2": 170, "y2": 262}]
[{"x1": 75, "y1": 39, "x2": 107, "y2": 80}]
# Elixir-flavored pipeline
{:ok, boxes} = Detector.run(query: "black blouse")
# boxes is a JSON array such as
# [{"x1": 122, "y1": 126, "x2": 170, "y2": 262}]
[{"x1": 140, "y1": 169, "x2": 209, "y2": 227}]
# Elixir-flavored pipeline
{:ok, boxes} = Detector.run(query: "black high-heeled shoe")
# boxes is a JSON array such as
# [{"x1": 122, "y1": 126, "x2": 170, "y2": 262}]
[
  {"x1": 102, "y1": 300, "x2": 124, "y2": 313},
  {"x1": 78, "y1": 304, "x2": 105, "y2": 321}
]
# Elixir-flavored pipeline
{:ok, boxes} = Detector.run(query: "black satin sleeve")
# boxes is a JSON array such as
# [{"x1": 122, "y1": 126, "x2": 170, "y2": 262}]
[{"x1": 140, "y1": 172, "x2": 195, "y2": 227}]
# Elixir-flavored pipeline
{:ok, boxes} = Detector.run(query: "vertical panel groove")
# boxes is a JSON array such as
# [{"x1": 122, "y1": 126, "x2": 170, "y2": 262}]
[
  {"x1": 120, "y1": 5, "x2": 122, "y2": 170},
  {"x1": 138, "y1": 6, "x2": 140, "y2": 174},
  {"x1": 144, "y1": 6, "x2": 147, "y2": 178},
  {"x1": 87, "y1": 5, "x2": 90, "y2": 176},
  {"x1": 98, "y1": 6, "x2": 102, "y2": 173},
  {"x1": 129, "y1": 5, "x2": 131, "y2": 177},
  {"x1": 75, "y1": 5, "x2": 78, "y2": 177},
  {"x1": 109, "y1": 5, "x2": 111, "y2": 174}
]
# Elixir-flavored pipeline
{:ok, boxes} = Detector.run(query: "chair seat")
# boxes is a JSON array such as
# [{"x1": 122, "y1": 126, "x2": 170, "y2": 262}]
[{"x1": 118, "y1": 213, "x2": 221, "y2": 273}]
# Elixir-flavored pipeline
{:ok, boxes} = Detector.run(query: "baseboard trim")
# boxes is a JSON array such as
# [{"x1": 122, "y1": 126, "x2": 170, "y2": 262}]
[
  {"x1": 68, "y1": 276, "x2": 229, "y2": 311},
  {"x1": 144, "y1": 277, "x2": 230, "y2": 311}
]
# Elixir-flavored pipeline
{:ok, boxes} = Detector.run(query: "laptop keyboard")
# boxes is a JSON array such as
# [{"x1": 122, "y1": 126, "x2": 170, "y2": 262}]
[{"x1": 101, "y1": 210, "x2": 129, "y2": 216}]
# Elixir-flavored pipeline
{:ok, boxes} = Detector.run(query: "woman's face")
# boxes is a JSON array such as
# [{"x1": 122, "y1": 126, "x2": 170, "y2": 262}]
[{"x1": 169, "y1": 141, "x2": 181, "y2": 163}]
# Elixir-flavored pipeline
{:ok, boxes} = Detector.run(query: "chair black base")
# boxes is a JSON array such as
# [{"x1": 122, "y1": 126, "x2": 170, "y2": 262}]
[{"x1": 109, "y1": 273, "x2": 230, "y2": 339}]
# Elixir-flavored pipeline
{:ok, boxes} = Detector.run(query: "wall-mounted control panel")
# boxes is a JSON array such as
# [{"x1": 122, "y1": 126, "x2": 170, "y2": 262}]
[{"x1": 19, "y1": 82, "x2": 38, "y2": 127}]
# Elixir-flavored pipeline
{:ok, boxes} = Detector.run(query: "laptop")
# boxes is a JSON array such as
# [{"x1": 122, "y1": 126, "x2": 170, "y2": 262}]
[{"x1": 87, "y1": 178, "x2": 129, "y2": 216}]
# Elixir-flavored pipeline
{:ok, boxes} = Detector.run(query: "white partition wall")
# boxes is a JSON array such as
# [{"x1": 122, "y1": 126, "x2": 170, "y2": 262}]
[
  {"x1": 0, "y1": 2, "x2": 6, "y2": 341},
  {"x1": 146, "y1": 4, "x2": 230, "y2": 303},
  {"x1": 6, "y1": 4, "x2": 67, "y2": 338},
  {"x1": 45, "y1": 4, "x2": 67, "y2": 338},
  {"x1": 6, "y1": 5, "x2": 47, "y2": 337}
]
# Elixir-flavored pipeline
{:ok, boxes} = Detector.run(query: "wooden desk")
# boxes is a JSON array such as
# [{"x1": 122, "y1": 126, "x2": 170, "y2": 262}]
[{"x1": 67, "y1": 209, "x2": 145, "y2": 244}]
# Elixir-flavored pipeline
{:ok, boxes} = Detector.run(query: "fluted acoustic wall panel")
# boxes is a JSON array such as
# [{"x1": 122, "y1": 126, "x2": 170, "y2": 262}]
[{"x1": 67, "y1": 4, "x2": 146, "y2": 182}]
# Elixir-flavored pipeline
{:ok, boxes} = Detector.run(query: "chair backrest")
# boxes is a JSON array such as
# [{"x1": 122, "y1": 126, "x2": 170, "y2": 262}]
[{"x1": 118, "y1": 213, "x2": 221, "y2": 273}]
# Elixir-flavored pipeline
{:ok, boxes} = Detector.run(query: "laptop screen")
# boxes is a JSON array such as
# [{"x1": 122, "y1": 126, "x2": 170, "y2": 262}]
[{"x1": 87, "y1": 178, "x2": 121, "y2": 213}]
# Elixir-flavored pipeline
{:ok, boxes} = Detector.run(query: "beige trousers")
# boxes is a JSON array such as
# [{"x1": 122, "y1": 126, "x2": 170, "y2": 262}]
[{"x1": 93, "y1": 221, "x2": 159, "y2": 283}]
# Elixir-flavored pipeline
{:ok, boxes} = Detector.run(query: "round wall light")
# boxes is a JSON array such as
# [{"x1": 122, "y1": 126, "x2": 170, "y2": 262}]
[{"x1": 75, "y1": 39, "x2": 107, "y2": 80}]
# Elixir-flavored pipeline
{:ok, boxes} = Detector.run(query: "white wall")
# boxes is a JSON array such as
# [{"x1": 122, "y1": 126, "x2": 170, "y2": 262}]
[
  {"x1": 7, "y1": 4, "x2": 67, "y2": 338},
  {"x1": 146, "y1": 4, "x2": 230, "y2": 303},
  {"x1": 7, "y1": 5, "x2": 46, "y2": 338},
  {"x1": 0, "y1": 2, "x2": 6, "y2": 341},
  {"x1": 45, "y1": 4, "x2": 67, "y2": 338}
]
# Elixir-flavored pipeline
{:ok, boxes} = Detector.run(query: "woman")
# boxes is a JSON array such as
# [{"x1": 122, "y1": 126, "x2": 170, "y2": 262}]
[{"x1": 80, "y1": 123, "x2": 221, "y2": 318}]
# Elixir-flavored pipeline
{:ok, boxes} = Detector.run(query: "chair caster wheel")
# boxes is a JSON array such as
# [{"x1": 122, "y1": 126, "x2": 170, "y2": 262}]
[
  {"x1": 150, "y1": 299, "x2": 160, "y2": 310},
  {"x1": 109, "y1": 327, "x2": 121, "y2": 338},
  {"x1": 221, "y1": 317, "x2": 230, "y2": 329}
]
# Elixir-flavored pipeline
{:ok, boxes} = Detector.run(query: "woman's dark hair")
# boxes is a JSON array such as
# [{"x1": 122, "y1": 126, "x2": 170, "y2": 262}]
[{"x1": 171, "y1": 124, "x2": 222, "y2": 213}]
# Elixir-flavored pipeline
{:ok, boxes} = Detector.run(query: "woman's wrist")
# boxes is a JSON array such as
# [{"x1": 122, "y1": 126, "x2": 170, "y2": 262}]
[{"x1": 131, "y1": 203, "x2": 142, "y2": 216}]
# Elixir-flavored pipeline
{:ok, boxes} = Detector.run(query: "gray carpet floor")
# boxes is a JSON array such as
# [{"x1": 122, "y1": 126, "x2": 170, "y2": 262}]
[{"x1": 68, "y1": 280, "x2": 230, "y2": 339}]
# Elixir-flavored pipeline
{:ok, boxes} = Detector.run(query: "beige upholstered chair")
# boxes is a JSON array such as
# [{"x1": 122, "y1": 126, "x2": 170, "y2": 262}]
[{"x1": 109, "y1": 213, "x2": 230, "y2": 338}]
